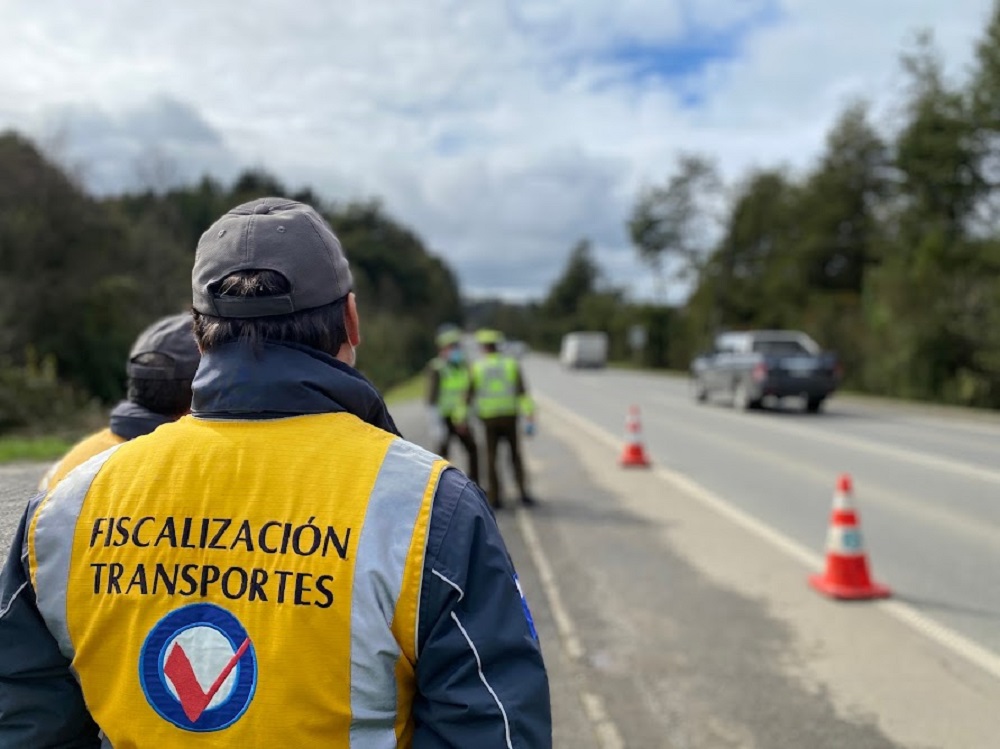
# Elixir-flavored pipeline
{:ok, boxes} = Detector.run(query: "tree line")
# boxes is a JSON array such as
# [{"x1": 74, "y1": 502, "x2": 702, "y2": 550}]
[
  {"x1": 6, "y1": 4, "x2": 1000, "y2": 434},
  {"x1": 0, "y1": 134, "x2": 461, "y2": 434},
  {"x1": 478, "y1": 8, "x2": 1000, "y2": 409}
]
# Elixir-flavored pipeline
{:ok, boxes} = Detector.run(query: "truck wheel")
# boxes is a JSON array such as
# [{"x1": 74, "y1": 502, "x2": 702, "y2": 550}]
[{"x1": 805, "y1": 397, "x2": 825, "y2": 414}]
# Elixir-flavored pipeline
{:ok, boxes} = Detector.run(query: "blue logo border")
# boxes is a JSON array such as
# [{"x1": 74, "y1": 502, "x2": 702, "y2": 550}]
[{"x1": 139, "y1": 602, "x2": 257, "y2": 732}]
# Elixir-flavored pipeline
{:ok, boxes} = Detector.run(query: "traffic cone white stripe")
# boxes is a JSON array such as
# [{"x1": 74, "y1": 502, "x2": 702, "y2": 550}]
[{"x1": 825, "y1": 525, "x2": 865, "y2": 557}]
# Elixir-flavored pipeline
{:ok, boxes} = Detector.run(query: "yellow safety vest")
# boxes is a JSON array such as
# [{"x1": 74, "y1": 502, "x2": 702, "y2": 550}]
[
  {"x1": 38, "y1": 428, "x2": 125, "y2": 491},
  {"x1": 471, "y1": 354, "x2": 521, "y2": 419},
  {"x1": 28, "y1": 412, "x2": 445, "y2": 748},
  {"x1": 432, "y1": 359, "x2": 470, "y2": 420}
]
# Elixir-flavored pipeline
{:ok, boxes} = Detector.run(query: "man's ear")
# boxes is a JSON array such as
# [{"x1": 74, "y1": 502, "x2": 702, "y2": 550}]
[{"x1": 345, "y1": 292, "x2": 361, "y2": 347}]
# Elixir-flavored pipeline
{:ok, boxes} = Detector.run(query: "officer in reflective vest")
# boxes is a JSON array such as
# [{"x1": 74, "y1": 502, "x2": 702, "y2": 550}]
[
  {"x1": 467, "y1": 329, "x2": 536, "y2": 509},
  {"x1": 425, "y1": 327, "x2": 479, "y2": 484},
  {"x1": 0, "y1": 198, "x2": 551, "y2": 748},
  {"x1": 39, "y1": 312, "x2": 200, "y2": 491}
]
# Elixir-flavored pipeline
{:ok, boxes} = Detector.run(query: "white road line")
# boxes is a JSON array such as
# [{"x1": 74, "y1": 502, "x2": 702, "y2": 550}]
[
  {"x1": 579, "y1": 691, "x2": 627, "y2": 749},
  {"x1": 516, "y1": 507, "x2": 584, "y2": 662},
  {"x1": 652, "y1": 393, "x2": 1000, "y2": 486},
  {"x1": 640, "y1": 408, "x2": 999, "y2": 548},
  {"x1": 516, "y1": 506, "x2": 626, "y2": 749},
  {"x1": 535, "y1": 393, "x2": 1000, "y2": 683}
]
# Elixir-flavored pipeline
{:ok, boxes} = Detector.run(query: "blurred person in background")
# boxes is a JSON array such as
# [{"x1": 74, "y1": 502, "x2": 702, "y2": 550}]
[
  {"x1": 38, "y1": 312, "x2": 200, "y2": 491},
  {"x1": 0, "y1": 197, "x2": 550, "y2": 748},
  {"x1": 468, "y1": 329, "x2": 537, "y2": 510},
  {"x1": 425, "y1": 326, "x2": 479, "y2": 485}
]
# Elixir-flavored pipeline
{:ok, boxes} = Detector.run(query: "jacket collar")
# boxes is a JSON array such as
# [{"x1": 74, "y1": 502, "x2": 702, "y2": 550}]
[
  {"x1": 109, "y1": 400, "x2": 175, "y2": 441},
  {"x1": 191, "y1": 341, "x2": 400, "y2": 436}
]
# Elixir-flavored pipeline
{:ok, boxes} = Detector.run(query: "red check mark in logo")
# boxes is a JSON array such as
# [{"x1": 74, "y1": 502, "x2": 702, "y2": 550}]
[{"x1": 164, "y1": 637, "x2": 251, "y2": 723}]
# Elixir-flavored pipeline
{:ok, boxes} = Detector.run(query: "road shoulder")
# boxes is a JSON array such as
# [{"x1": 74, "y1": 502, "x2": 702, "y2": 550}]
[{"x1": 536, "y1": 394, "x2": 1000, "y2": 749}]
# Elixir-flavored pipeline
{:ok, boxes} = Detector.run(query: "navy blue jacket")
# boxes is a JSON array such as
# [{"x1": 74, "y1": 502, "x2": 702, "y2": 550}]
[
  {"x1": 107, "y1": 399, "x2": 175, "y2": 440},
  {"x1": 0, "y1": 342, "x2": 551, "y2": 748}
]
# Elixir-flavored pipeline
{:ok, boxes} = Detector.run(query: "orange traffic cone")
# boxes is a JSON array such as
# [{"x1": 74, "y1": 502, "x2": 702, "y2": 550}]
[
  {"x1": 619, "y1": 405, "x2": 651, "y2": 467},
  {"x1": 809, "y1": 474, "x2": 890, "y2": 600}
]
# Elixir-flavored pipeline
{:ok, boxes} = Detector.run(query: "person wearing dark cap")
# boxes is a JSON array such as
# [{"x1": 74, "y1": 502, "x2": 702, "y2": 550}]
[
  {"x1": 0, "y1": 197, "x2": 551, "y2": 748},
  {"x1": 38, "y1": 312, "x2": 200, "y2": 491}
]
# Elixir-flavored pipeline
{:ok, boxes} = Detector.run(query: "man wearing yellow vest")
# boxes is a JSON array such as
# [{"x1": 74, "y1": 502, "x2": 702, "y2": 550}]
[
  {"x1": 0, "y1": 198, "x2": 550, "y2": 747},
  {"x1": 425, "y1": 327, "x2": 479, "y2": 485},
  {"x1": 468, "y1": 330, "x2": 536, "y2": 510},
  {"x1": 38, "y1": 312, "x2": 200, "y2": 491}
]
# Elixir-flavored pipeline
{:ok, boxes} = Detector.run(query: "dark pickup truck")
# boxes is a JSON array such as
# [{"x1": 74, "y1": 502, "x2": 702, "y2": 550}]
[{"x1": 690, "y1": 330, "x2": 842, "y2": 413}]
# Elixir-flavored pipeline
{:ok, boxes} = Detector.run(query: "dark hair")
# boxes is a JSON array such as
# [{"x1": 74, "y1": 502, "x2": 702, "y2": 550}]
[
  {"x1": 127, "y1": 353, "x2": 193, "y2": 416},
  {"x1": 192, "y1": 270, "x2": 349, "y2": 356}
]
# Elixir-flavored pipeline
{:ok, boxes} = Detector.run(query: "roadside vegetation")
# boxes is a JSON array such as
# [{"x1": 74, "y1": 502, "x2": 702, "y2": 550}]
[
  {"x1": 383, "y1": 373, "x2": 426, "y2": 405},
  {"x1": 4, "y1": 4, "x2": 1000, "y2": 446},
  {"x1": 0, "y1": 436, "x2": 73, "y2": 464},
  {"x1": 0, "y1": 145, "x2": 460, "y2": 437},
  {"x1": 474, "y1": 9, "x2": 1000, "y2": 410}
]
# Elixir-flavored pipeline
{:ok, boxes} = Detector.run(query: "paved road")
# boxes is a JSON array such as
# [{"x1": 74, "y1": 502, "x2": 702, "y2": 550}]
[
  {"x1": 525, "y1": 355, "x2": 1000, "y2": 658},
  {"x1": 2, "y1": 377, "x2": 999, "y2": 747},
  {"x1": 513, "y1": 354, "x2": 1000, "y2": 747},
  {"x1": 0, "y1": 464, "x2": 35, "y2": 554}
]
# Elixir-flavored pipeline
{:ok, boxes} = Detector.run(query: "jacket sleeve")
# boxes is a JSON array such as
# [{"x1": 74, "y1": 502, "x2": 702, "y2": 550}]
[
  {"x1": 0, "y1": 495, "x2": 101, "y2": 748},
  {"x1": 514, "y1": 363, "x2": 534, "y2": 417},
  {"x1": 514, "y1": 363, "x2": 526, "y2": 397},
  {"x1": 412, "y1": 469, "x2": 551, "y2": 748}
]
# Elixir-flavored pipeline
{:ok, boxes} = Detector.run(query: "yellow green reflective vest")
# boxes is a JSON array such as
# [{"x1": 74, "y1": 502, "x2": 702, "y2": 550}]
[
  {"x1": 470, "y1": 354, "x2": 521, "y2": 419},
  {"x1": 432, "y1": 359, "x2": 470, "y2": 419}
]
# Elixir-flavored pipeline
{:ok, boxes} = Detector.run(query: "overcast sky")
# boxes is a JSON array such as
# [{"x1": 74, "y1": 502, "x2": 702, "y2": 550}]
[{"x1": 2, "y1": 1, "x2": 995, "y2": 301}]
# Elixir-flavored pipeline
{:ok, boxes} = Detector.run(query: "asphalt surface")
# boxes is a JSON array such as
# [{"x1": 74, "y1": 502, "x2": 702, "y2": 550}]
[
  {"x1": 2, "y1": 368, "x2": 999, "y2": 747},
  {"x1": 524, "y1": 355, "x2": 1000, "y2": 658}
]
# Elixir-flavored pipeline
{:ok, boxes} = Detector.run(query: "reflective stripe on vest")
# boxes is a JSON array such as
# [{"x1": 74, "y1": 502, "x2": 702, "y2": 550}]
[
  {"x1": 28, "y1": 412, "x2": 445, "y2": 748},
  {"x1": 30, "y1": 443, "x2": 125, "y2": 659},
  {"x1": 39, "y1": 428, "x2": 125, "y2": 492},
  {"x1": 472, "y1": 355, "x2": 519, "y2": 418}
]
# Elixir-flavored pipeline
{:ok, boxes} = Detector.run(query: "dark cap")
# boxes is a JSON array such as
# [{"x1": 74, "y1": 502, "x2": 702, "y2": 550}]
[
  {"x1": 192, "y1": 197, "x2": 353, "y2": 318},
  {"x1": 127, "y1": 313, "x2": 200, "y2": 381}
]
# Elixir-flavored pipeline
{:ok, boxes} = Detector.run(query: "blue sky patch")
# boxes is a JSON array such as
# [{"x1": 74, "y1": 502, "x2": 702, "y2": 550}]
[
  {"x1": 596, "y1": 2, "x2": 784, "y2": 106},
  {"x1": 434, "y1": 130, "x2": 472, "y2": 156}
]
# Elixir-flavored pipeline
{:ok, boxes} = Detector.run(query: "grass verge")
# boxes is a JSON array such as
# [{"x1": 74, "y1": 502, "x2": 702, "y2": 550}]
[
  {"x1": 0, "y1": 435, "x2": 73, "y2": 464},
  {"x1": 384, "y1": 374, "x2": 425, "y2": 405}
]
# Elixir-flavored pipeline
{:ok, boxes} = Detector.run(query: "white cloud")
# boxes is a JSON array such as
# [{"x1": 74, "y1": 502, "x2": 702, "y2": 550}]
[{"x1": 0, "y1": 0, "x2": 995, "y2": 299}]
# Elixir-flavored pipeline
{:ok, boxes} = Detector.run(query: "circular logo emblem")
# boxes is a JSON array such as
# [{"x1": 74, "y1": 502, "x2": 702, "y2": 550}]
[{"x1": 139, "y1": 603, "x2": 257, "y2": 732}]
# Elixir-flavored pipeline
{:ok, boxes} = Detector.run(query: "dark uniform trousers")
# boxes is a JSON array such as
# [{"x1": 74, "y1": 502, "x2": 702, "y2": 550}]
[
  {"x1": 437, "y1": 416, "x2": 480, "y2": 485},
  {"x1": 482, "y1": 415, "x2": 527, "y2": 508}
]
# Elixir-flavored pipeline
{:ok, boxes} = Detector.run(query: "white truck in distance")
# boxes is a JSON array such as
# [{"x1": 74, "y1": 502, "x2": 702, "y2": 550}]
[{"x1": 560, "y1": 332, "x2": 609, "y2": 369}]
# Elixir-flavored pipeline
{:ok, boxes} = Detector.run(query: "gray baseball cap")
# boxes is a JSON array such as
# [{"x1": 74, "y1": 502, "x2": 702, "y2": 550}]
[
  {"x1": 192, "y1": 197, "x2": 353, "y2": 318},
  {"x1": 127, "y1": 313, "x2": 200, "y2": 381}
]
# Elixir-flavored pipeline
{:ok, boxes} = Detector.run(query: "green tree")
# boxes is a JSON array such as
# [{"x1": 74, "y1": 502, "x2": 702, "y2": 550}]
[
  {"x1": 0, "y1": 133, "x2": 158, "y2": 401},
  {"x1": 628, "y1": 154, "x2": 722, "y2": 296},
  {"x1": 543, "y1": 239, "x2": 601, "y2": 319},
  {"x1": 0, "y1": 133, "x2": 465, "y2": 426},
  {"x1": 793, "y1": 102, "x2": 889, "y2": 385},
  {"x1": 706, "y1": 168, "x2": 799, "y2": 332},
  {"x1": 865, "y1": 33, "x2": 994, "y2": 402}
]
